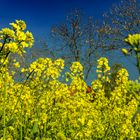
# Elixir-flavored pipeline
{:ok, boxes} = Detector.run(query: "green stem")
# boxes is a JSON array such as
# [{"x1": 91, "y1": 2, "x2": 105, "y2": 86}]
[
  {"x1": 20, "y1": 121, "x2": 23, "y2": 140},
  {"x1": 0, "y1": 38, "x2": 7, "y2": 53},
  {"x1": 10, "y1": 70, "x2": 34, "y2": 118},
  {"x1": 3, "y1": 73, "x2": 7, "y2": 140},
  {"x1": 135, "y1": 51, "x2": 140, "y2": 75},
  {"x1": 20, "y1": 101, "x2": 23, "y2": 140}
]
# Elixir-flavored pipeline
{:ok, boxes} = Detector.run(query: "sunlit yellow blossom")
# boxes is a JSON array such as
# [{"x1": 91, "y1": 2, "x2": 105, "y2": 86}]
[
  {"x1": 4, "y1": 42, "x2": 18, "y2": 53},
  {"x1": 13, "y1": 61, "x2": 20, "y2": 68},
  {"x1": 116, "y1": 68, "x2": 129, "y2": 85},
  {"x1": 125, "y1": 34, "x2": 140, "y2": 47},
  {"x1": 122, "y1": 48, "x2": 128, "y2": 55},
  {"x1": 16, "y1": 30, "x2": 26, "y2": 41},
  {"x1": 25, "y1": 31, "x2": 34, "y2": 46},
  {"x1": 0, "y1": 28, "x2": 15, "y2": 38},
  {"x1": 16, "y1": 20, "x2": 26, "y2": 30},
  {"x1": 10, "y1": 22, "x2": 21, "y2": 30},
  {"x1": 10, "y1": 20, "x2": 26, "y2": 31},
  {"x1": 70, "y1": 61, "x2": 83, "y2": 73},
  {"x1": 97, "y1": 57, "x2": 110, "y2": 72}
]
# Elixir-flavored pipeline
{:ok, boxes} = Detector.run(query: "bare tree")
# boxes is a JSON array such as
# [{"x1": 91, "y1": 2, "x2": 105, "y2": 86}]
[
  {"x1": 50, "y1": 10, "x2": 115, "y2": 81},
  {"x1": 102, "y1": 0, "x2": 140, "y2": 50}
]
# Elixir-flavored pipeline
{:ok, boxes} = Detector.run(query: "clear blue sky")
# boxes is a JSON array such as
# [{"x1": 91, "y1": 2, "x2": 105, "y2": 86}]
[
  {"x1": 0, "y1": 0, "x2": 119, "y2": 37},
  {"x1": 0, "y1": 0, "x2": 139, "y2": 80}
]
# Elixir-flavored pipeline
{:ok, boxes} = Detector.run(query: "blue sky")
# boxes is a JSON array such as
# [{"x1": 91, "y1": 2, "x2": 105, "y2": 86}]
[
  {"x1": 0, "y1": 0, "x2": 139, "y2": 80},
  {"x1": 0, "y1": 0, "x2": 119, "y2": 37}
]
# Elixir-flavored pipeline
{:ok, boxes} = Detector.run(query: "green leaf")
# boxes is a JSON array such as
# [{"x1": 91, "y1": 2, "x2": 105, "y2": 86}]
[
  {"x1": 32, "y1": 122, "x2": 39, "y2": 134},
  {"x1": 6, "y1": 118, "x2": 16, "y2": 127}
]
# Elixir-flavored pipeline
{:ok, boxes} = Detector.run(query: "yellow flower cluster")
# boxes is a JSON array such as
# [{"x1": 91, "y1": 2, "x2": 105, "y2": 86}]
[
  {"x1": 21, "y1": 57, "x2": 64, "y2": 80},
  {"x1": 4, "y1": 42, "x2": 18, "y2": 53},
  {"x1": 10, "y1": 20, "x2": 26, "y2": 30},
  {"x1": 0, "y1": 21, "x2": 140, "y2": 139},
  {"x1": 123, "y1": 33, "x2": 140, "y2": 76},
  {"x1": 97, "y1": 57, "x2": 110, "y2": 73},
  {"x1": 125, "y1": 34, "x2": 140, "y2": 47},
  {"x1": 70, "y1": 61, "x2": 84, "y2": 78},
  {"x1": 123, "y1": 34, "x2": 140, "y2": 57},
  {"x1": 96, "y1": 57, "x2": 110, "y2": 82},
  {"x1": 116, "y1": 68, "x2": 129, "y2": 85},
  {"x1": 0, "y1": 20, "x2": 34, "y2": 57},
  {"x1": 0, "y1": 28, "x2": 15, "y2": 39}
]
